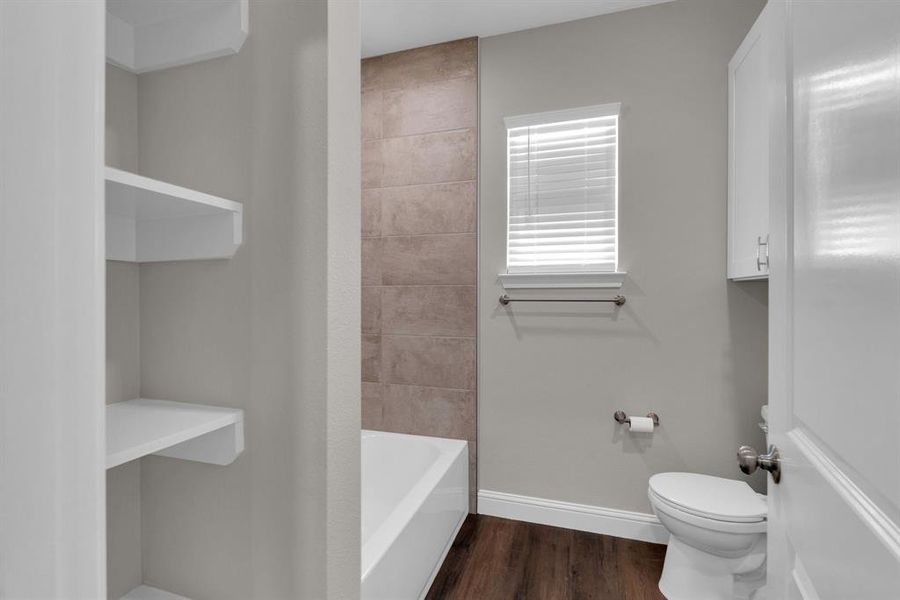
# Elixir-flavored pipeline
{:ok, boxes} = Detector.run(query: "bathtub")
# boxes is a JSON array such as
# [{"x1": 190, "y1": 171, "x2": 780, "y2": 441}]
[{"x1": 361, "y1": 430, "x2": 469, "y2": 600}]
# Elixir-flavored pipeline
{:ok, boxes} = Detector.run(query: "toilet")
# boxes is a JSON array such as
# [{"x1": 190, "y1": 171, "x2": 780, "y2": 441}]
[
  {"x1": 650, "y1": 405, "x2": 769, "y2": 600},
  {"x1": 649, "y1": 472, "x2": 767, "y2": 600}
]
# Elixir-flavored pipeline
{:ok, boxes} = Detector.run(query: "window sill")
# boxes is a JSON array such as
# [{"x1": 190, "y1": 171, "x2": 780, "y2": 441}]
[{"x1": 498, "y1": 272, "x2": 627, "y2": 290}]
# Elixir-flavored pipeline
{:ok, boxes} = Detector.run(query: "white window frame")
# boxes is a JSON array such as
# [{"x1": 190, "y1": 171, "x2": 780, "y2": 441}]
[{"x1": 499, "y1": 102, "x2": 626, "y2": 290}]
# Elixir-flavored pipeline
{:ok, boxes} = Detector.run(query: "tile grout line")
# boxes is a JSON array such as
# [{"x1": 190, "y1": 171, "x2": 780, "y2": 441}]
[
  {"x1": 361, "y1": 380, "x2": 476, "y2": 394},
  {"x1": 362, "y1": 178, "x2": 475, "y2": 192},
  {"x1": 362, "y1": 332, "x2": 476, "y2": 341},
  {"x1": 361, "y1": 283, "x2": 477, "y2": 288},
  {"x1": 362, "y1": 381, "x2": 476, "y2": 393},
  {"x1": 362, "y1": 73, "x2": 478, "y2": 95},
  {"x1": 362, "y1": 232, "x2": 477, "y2": 240},
  {"x1": 363, "y1": 124, "x2": 477, "y2": 143}
]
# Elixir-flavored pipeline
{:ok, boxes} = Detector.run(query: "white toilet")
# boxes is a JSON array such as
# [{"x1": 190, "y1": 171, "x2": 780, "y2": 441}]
[
  {"x1": 649, "y1": 472, "x2": 767, "y2": 599},
  {"x1": 650, "y1": 405, "x2": 770, "y2": 599}
]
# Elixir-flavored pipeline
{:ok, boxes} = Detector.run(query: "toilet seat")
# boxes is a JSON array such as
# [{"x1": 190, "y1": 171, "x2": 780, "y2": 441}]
[
  {"x1": 650, "y1": 489, "x2": 767, "y2": 535},
  {"x1": 649, "y1": 473, "x2": 767, "y2": 532}
]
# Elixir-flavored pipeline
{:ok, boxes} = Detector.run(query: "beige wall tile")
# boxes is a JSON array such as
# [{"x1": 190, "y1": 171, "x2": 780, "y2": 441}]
[
  {"x1": 362, "y1": 90, "x2": 383, "y2": 141},
  {"x1": 381, "y1": 285, "x2": 475, "y2": 337},
  {"x1": 380, "y1": 181, "x2": 475, "y2": 236},
  {"x1": 380, "y1": 38, "x2": 477, "y2": 90},
  {"x1": 381, "y1": 384, "x2": 476, "y2": 441},
  {"x1": 383, "y1": 77, "x2": 476, "y2": 137},
  {"x1": 381, "y1": 129, "x2": 476, "y2": 187},
  {"x1": 362, "y1": 334, "x2": 381, "y2": 383},
  {"x1": 361, "y1": 286, "x2": 382, "y2": 334},
  {"x1": 362, "y1": 382, "x2": 384, "y2": 430},
  {"x1": 362, "y1": 189, "x2": 382, "y2": 237},
  {"x1": 361, "y1": 238, "x2": 383, "y2": 286},
  {"x1": 382, "y1": 234, "x2": 476, "y2": 285},
  {"x1": 361, "y1": 56, "x2": 382, "y2": 91},
  {"x1": 361, "y1": 38, "x2": 477, "y2": 509},
  {"x1": 382, "y1": 335, "x2": 475, "y2": 389},
  {"x1": 362, "y1": 139, "x2": 383, "y2": 189}
]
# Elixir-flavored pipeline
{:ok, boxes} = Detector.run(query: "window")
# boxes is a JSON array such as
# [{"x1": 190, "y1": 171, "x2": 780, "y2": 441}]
[{"x1": 504, "y1": 103, "x2": 620, "y2": 280}]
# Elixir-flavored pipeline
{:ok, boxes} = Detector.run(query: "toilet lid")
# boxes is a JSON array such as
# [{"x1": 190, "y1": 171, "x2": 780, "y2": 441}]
[{"x1": 649, "y1": 473, "x2": 767, "y2": 523}]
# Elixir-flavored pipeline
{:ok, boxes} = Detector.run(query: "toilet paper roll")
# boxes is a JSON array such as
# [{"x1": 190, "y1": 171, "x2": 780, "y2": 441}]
[{"x1": 628, "y1": 416, "x2": 655, "y2": 433}]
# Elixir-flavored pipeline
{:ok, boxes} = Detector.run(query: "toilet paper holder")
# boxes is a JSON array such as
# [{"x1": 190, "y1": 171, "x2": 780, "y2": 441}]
[{"x1": 614, "y1": 410, "x2": 660, "y2": 428}]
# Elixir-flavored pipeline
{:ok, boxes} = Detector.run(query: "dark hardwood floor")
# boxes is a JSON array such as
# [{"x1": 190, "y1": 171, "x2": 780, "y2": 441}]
[{"x1": 426, "y1": 515, "x2": 667, "y2": 600}]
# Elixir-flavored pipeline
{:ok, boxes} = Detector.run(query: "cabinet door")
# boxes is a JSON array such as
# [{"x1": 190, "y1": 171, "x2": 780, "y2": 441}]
[{"x1": 728, "y1": 4, "x2": 770, "y2": 280}]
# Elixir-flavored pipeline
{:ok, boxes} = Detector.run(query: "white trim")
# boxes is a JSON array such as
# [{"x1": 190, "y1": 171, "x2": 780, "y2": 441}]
[
  {"x1": 0, "y1": 2, "x2": 106, "y2": 594},
  {"x1": 477, "y1": 490, "x2": 668, "y2": 545},
  {"x1": 106, "y1": 0, "x2": 248, "y2": 74},
  {"x1": 498, "y1": 271, "x2": 626, "y2": 289},
  {"x1": 504, "y1": 102, "x2": 621, "y2": 130},
  {"x1": 122, "y1": 585, "x2": 191, "y2": 600},
  {"x1": 789, "y1": 429, "x2": 900, "y2": 561}
]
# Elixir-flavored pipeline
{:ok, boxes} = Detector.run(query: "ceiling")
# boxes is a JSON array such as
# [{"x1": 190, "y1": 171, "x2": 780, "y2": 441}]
[{"x1": 361, "y1": 0, "x2": 675, "y2": 58}]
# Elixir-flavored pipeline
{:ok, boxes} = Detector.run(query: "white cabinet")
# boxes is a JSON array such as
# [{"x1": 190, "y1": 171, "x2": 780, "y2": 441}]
[{"x1": 728, "y1": 3, "x2": 771, "y2": 280}]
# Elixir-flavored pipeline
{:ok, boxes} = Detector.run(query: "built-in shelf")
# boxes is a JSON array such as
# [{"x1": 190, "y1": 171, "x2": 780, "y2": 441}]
[
  {"x1": 121, "y1": 585, "x2": 190, "y2": 600},
  {"x1": 106, "y1": 167, "x2": 243, "y2": 263},
  {"x1": 107, "y1": 0, "x2": 248, "y2": 74},
  {"x1": 498, "y1": 271, "x2": 627, "y2": 290},
  {"x1": 107, "y1": 399, "x2": 244, "y2": 470}
]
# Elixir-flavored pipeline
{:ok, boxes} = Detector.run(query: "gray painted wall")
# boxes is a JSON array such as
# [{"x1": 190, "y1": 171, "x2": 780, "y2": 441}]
[
  {"x1": 478, "y1": 0, "x2": 769, "y2": 515},
  {"x1": 137, "y1": 1, "x2": 359, "y2": 596},
  {"x1": 103, "y1": 1, "x2": 360, "y2": 597}
]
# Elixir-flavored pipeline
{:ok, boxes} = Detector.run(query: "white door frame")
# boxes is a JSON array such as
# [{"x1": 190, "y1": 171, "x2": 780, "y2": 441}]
[{"x1": 0, "y1": 2, "x2": 106, "y2": 596}]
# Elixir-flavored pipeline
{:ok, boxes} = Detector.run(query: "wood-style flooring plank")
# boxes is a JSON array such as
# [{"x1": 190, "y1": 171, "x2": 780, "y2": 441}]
[
  {"x1": 569, "y1": 529, "x2": 622, "y2": 599},
  {"x1": 426, "y1": 515, "x2": 667, "y2": 600},
  {"x1": 514, "y1": 521, "x2": 571, "y2": 599},
  {"x1": 617, "y1": 537, "x2": 667, "y2": 600}
]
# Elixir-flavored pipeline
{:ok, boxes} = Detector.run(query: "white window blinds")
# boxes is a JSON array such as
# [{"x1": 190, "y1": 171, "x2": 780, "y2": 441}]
[{"x1": 505, "y1": 103, "x2": 620, "y2": 274}]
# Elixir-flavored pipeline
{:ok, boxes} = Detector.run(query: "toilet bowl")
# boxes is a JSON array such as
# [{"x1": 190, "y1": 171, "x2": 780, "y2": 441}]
[{"x1": 649, "y1": 472, "x2": 767, "y2": 600}]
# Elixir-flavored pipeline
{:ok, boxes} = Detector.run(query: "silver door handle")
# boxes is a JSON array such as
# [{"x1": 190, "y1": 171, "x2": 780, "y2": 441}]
[
  {"x1": 756, "y1": 235, "x2": 769, "y2": 271},
  {"x1": 737, "y1": 444, "x2": 781, "y2": 483}
]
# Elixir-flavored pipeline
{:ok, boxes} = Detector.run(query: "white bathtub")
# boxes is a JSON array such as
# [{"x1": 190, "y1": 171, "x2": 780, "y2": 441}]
[{"x1": 361, "y1": 430, "x2": 469, "y2": 600}]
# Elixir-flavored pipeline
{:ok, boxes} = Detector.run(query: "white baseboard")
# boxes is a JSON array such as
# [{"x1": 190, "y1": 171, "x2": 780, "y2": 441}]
[{"x1": 477, "y1": 489, "x2": 669, "y2": 545}]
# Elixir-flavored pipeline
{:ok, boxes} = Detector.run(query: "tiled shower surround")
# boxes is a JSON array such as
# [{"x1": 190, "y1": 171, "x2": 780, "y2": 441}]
[{"x1": 361, "y1": 38, "x2": 477, "y2": 509}]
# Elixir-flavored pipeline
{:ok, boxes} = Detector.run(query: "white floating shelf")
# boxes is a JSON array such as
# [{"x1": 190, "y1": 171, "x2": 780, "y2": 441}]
[
  {"x1": 107, "y1": 0, "x2": 248, "y2": 74},
  {"x1": 122, "y1": 585, "x2": 190, "y2": 600},
  {"x1": 106, "y1": 167, "x2": 243, "y2": 263},
  {"x1": 107, "y1": 398, "x2": 244, "y2": 470}
]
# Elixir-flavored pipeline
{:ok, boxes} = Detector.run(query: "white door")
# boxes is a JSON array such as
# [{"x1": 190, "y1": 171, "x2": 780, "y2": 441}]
[
  {"x1": 0, "y1": 1, "x2": 106, "y2": 596},
  {"x1": 765, "y1": 1, "x2": 900, "y2": 598}
]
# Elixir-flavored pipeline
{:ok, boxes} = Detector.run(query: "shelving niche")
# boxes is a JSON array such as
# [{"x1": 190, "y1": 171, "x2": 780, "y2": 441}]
[
  {"x1": 106, "y1": 167, "x2": 243, "y2": 263},
  {"x1": 104, "y1": 3, "x2": 249, "y2": 598},
  {"x1": 107, "y1": 399, "x2": 244, "y2": 470}
]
